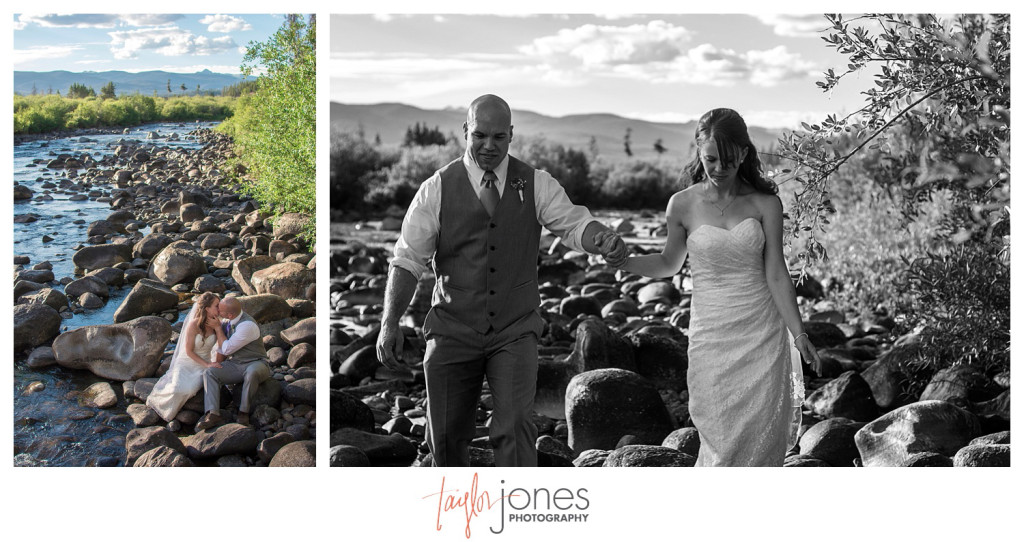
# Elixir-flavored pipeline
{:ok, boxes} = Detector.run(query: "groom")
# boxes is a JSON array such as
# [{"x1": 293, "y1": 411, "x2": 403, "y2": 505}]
[
  {"x1": 195, "y1": 296, "x2": 272, "y2": 430},
  {"x1": 377, "y1": 94, "x2": 627, "y2": 467}
]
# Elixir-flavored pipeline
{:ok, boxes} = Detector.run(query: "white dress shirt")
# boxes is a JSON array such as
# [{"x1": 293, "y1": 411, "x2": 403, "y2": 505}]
[
  {"x1": 217, "y1": 313, "x2": 261, "y2": 357},
  {"x1": 391, "y1": 152, "x2": 598, "y2": 279}
]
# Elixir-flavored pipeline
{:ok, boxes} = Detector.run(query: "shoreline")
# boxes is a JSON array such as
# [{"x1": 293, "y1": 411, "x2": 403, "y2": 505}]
[{"x1": 13, "y1": 121, "x2": 222, "y2": 146}]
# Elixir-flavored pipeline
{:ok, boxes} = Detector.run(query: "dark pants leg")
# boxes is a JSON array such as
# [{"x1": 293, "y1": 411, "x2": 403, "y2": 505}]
[
  {"x1": 203, "y1": 362, "x2": 243, "y2": 413},
  {"x1": 423, "y1": 335, "x2": 486, "y2": 467},
  {"x1": 485, "y1": 330, "x2": 539, "y2": 467}
]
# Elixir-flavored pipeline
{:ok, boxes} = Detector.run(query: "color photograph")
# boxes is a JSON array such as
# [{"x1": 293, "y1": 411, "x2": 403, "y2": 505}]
[{"x1": 12, "y1": 13, "x2": 317, "y2": 467}]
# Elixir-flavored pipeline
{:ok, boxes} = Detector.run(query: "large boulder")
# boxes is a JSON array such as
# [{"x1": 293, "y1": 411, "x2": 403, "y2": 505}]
[
  {"x1": 920, "y1": 364, "x2": 989, "y2": 405},
  {"x1": 860, "y1": 345, "x2": 914, "y2": 410},
  {"x1": 661, "y1": 427, "x2": 701, "y2": 457},
  {"x1": 184, "y1": 423, "x2": 260, "y2": 459},
  {"x1": 268, "y1": 440, "x2": 316, "y2": 467},
  {"x1": 113, "y1": 279, "x2": 179, "y2": 323},
  {"x1": 18, "y1": 288, "x2": 69, "y2": 313},
  {"x1": 13, "y1": 303, "x2": 61, "y2": 352},
  {"x1": 251, "y1": 262, "x2": 315, "y2": 300},
  {"x1": 566, "y1": 368, "x2": 676, "y2": 453},
  {"x1": 125, "y1": 426, "x2": 187, "y2": 466},
  {"x1": 798, "y1": 418, "x2": 862, "y2": 467},
  {"x1": 72, "y1": 244, "x2": 133, "y2": 271},
  {"x1": 329, "y1": 428, "x2": 417, "y2": 466},
  {"x1": 52, "y1": 316, "x2": 173, "y2": 380},
  {"x1": 149, "y1": 240, "x2": 207, "y2": 286},
  {"x1": 330, "y1": 445, "x2": 371, "y2": 467},
  {"x1": 855, "y1": 400, "x2": 983, "y2": 467},
  {"x1": 281, "y1": 317, "x2": 316, "y2": 346},
  {"x1": 604, "y1": 445, "x2": 695, "y2": 467},
  {"x1": 804, "y1": 371, "x2": 879, "y2": 422},
  {"x1": 236, "y1": 294, "x2": 292, "y2": 323},
  {"x1": 132, "y1": 233, "x2": 173, "y2": 259},
  {"x1": 231, "y1": 255, "x2": 277, "y2": 296},
  {"x1": 133, "y1": 446, "x2": 194, "y2": 467},
  {"x1": 282, "y1": 378, "x2": 315, "y2": 406},
  {"x1": 65, "y1": 275, "x2": 110, "y2": 299},
  {"x1": 272, "y1": 212, "x2": 309, "y2": 239},
  {"x1": 952, "y1": 444, "x2": 1010, "y2": 467}
]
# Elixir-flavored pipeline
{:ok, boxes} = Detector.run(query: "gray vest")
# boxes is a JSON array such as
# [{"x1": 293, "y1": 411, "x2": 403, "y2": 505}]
[
  {"x1": 427, "y1": 156, "x2": 542, "y2": 334},
  {"x1": 227, "y1": 311, "x2": 268, "y2": 363}
]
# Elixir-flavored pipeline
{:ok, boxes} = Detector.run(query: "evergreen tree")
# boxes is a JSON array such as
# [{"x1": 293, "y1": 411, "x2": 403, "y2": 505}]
[
  {"x1": 623, "y1": 127, "x2": 633, "y2": 157},
  {"x1": 100, "y1": 81, "x2": 116, "y2": 99}
]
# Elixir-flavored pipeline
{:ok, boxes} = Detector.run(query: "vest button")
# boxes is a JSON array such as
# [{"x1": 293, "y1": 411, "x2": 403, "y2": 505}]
[
  {"x1": 490, "y1": 290, "x2": 495, "y2": 295},
  {"x1": 489, "y1": 246, "x2": 495, "y2": 251},
  {"x1": 489, "y1": 312, "x2": 495, "y2": 317},
  {"x1": 490, "y1": 268, "x2": 496, "y2": 273},
  {"x1": 490, "y1": 223, "x2": 496, "y2": 228}
]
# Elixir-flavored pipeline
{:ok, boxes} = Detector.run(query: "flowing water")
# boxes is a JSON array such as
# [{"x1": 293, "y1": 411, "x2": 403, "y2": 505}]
[{"x1": 13, "y1": 121, "x2": 218, "y2": 466}]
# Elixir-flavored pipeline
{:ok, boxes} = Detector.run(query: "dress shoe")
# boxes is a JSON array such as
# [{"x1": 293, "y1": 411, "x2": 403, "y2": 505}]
[{"x1": 195, "y1": 410, "x2": 224, "y2": 432}]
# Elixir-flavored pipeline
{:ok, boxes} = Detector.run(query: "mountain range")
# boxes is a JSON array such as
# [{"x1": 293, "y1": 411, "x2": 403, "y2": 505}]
[
  {"x1": 14, "y1": 70, "x2": 246, "y2": 97},
  {"x1": 331, "y1": 102, "x2": 784, "y2": 161}
]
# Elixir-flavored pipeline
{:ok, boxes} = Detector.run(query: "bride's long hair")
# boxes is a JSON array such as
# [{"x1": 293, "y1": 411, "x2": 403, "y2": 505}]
[
  {"x1": 681, "y1": 108, "x2": 778, "y2": 195},
  {"x1": 193, "y1": 292, "x2": 219, "y2": 334}
]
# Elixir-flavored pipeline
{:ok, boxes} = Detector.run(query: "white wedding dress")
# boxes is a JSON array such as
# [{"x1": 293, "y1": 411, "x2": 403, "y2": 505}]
[{"x1": 147, "y1": 332, "x2": 217, "y2": 422}]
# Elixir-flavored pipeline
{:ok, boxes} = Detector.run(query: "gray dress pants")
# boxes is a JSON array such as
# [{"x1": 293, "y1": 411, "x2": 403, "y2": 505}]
[{"x1": 203, "y1": 359, "x2": 272, "y2": 414}]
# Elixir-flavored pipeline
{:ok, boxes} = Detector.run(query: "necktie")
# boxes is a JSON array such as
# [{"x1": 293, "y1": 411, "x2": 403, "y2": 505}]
[
  {"x1": 481, "y1": 170, "x2": 500, "y2": 217},
  {"x1": 224, "y1": 321, "x2": 232, "y2": 337}
]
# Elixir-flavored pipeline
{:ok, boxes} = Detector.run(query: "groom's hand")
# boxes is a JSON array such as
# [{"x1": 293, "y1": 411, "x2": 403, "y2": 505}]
[
  {"x1": 595, "y1": 230, "x2": 628, "y2": 267},
  {"x1": 376, "y1": 322, "x2": 406, "y2": 371}
]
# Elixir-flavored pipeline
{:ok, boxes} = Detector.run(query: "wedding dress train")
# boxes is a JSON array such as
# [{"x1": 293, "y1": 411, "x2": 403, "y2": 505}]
[{"x1": 147, "y1": 332, "x2": 216, "y2": 422}]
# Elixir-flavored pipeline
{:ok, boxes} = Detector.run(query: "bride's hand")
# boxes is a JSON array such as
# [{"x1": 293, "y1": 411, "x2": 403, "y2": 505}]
[
  {"x1": 203, "y1": 320, "x2": 219, "y2": 335},
  {"x1": 796, "y1": 335, "x2": 823, "y2": 375}
]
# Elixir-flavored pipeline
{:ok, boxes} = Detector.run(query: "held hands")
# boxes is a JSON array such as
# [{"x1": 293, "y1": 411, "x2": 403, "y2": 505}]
[
  {"x1": 594, "y1": 230, "x2": 629, "y2": 268},
  {"x1": 376, "y1": 322, "x2": 406, "y2": 371},
  {"x1": 795, "y1": 334, "x2": 823, "y2": 375}
]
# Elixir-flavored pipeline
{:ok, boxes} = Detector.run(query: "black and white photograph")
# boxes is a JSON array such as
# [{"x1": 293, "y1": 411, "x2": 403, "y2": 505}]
[{"x1": 329, "y1": 13, "x2": 1010, "y2": 468}]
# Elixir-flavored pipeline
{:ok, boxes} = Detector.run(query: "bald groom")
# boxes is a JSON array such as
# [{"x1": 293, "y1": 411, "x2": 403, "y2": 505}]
[{"x1": 376, "y1": 94, "x2": 626, "y2": 467}]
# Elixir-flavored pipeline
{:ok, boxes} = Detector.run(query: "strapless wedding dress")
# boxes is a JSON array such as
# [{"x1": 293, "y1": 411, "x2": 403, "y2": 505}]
[
  {"x1": 686, "y1": 217, "x2": 803, "y2": 466},
  {"x1": 147, "y1": 333, "x2": 216, "y2": 422}
]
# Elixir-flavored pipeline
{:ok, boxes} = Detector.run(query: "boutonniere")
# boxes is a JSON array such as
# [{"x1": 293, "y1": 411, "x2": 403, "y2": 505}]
[{"x1": 510, "y1": 177, "x2": 526, "y2": 203}]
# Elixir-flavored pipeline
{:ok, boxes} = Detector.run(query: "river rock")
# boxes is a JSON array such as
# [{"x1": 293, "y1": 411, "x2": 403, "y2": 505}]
[
  {"x1": 661, "y1": 427, "x2": 701, "y2": 457},
  {"x1": 232, "y1": 255, "x2": 277, "y2": 295},
  {"x1": 952, "y1": 444, "x2": 1010, "y2": 467},
  {"x1": 16, "y1": 269, "x2": 54, "y2": 283},
  {"x1": 149, "y1": 240, "x2": 207, "y2": 286},
  {"x1": 337, "y1": 345, "x2": 379, "y2": 383},
  {"x1": 572, "y1": 449, "x2": 611, "y2": 467},
  {"x1": 901, "y1": 452, "x2": 953, "y2": 466},
  {"x1": 133, "y1": 446, "x2": 194, "y2": 467},
  {"x1": 287, "y1": 343, "x2": 316, "y2": 369},
  {"x1": 132, "y1": 233, "x2": 173, "y2": 259},
  {"x1": 14, "y1": 279, "x2": 45, "y2": 301},
  {"x1": 79, "y1": 292, "x2": 104, "y2": 311},
  {"x1": 184, "y1": 423, "x2": 260, "y2": 459},
  {"x1": 971, "y1": 431, "x2": 1010, "y2": 446},
  {"x1": 127, "y1": 404, "x2": 162, "y2": 427},
  {"x1": 331, "y1": 390, "x2": 375, "y2": 433},
  {"x1": 52, "y1": 316, "x2": 173, "y2": 380},
  {"x1": 232, "y1": 378, "x2": 282, "y2": 411},
  {"x1": 65, "y1": 275, "x2": 109, "y2": 299},
  {"x1": 26, "y1": 346, "x2": 57, "y2": 369},
  {"x1": 87, "y1": 267, "x2": 125, "y2": 287},
  {"x1": 798, "y1": 418, "x2": 861, "y2": 467},
  {"x1": 113, "y1": 279, "x2": 179, "y2": 323},
  {"x1": 13, "y1": 303, "x2": 61, "y2": 352},
  {"x1": 329, "y1": 428, "x2": 417, "y2": 465},
  {"x1": 803, "y1": 322, "x2": 847, "y2": 348},
  {"x1": 268, "y1": 440, "x2": 316, "y2": 467},
  {"x1": 19, "y1": 288, "x2": 69, "y2": 312},
  {"x1": 566, "y1": 319, "x2": 635, "y2": 373},
  {"x1": 14, "y1": 184, "x2": 33, "y2": 200},
  {"x1": 628, "y1": 332, "x2": 688, "y2": 390},
  {"x1": 72, "y1": 244, "x2": 132, "y2": 271},
  {"x1": 566, "y1": 368, "x2": 676, "y2": 453},
  {"x1": 257, "y1": 432, "x2": 296, "y2": 464},
  {"x1": 330, "y1": 445, "x2": 371, "y2": 467},
  {"x1": 194, "y1": 275, "x2": 226, "y2": 294},
  {"x1": 237, "y1": 294, "x2": 292, "y2": 323},
  {"x1": 604, "y1": 445, "x2": 695, "y2": 467},
  {"x1": 180, "y1": 203, "x2": 205, "y2": 223},
  {"x1": 126, "y1": 426, "x2": 188, "y2": 466},
  {"x1": 920, "y1": 364, "x2": 988, "y2": 406},
  {"x1": 855, "y1": 400, "x2": 983, "y2": 467},
  {"x1": 200, "y1": 233, "x2": 235, "y2": 250},
  {"x1": 282, "y1": 378, "x2": 316, "y2": 406},
  {"x1": 637, "y1": 281, "x2": 680, "y2": 305},
  {"x1": 804, "y1": 371, "x2": 879, "y2": 422},
  {"x1": 79, "y1": 382, "x2": 118, "y2": 409},
  {"x1": 272, "y1": 212, "x2": 309, "y2": 239},
  {"x1": 251, "y1": 262, "x2": 314, "y2": 300},
  {"x1": 784, "y1": 455, "x2": 832, "y2": 466},
  {"x1": 860, "y1": 345, "x2": 913, "y2": 409},
  {"x1": 281, "y1": 317, "x2": 316, "y2": 345}
]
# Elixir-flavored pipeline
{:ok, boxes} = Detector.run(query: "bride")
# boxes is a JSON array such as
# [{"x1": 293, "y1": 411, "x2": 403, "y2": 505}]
[
  {"x1": 605, "y1": 108, "x2": 823, "y2": 466},
  {"x1": 147, "y1": 292, "x2": 223, "y2": 423}
]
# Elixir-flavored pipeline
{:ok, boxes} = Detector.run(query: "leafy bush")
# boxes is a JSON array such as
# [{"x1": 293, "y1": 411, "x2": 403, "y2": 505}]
[
  {"x1": 13, "y1": 94, "x2": 235, "y2": 134},
  {"x1": 221, "y1": 15, "x2": 316, "y2": 243},
  {"x1": 598, "y1": 159, "x2": 680, "y2": 209}
]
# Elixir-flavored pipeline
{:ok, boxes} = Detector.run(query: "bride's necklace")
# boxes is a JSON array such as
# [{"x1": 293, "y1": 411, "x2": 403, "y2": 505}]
[{"x1": 704, "y1": 182, "x2": 737, "y2": 216}]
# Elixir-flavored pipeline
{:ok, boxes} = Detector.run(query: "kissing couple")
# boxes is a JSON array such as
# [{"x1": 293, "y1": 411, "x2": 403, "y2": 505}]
[{"x1": 146, "y1": 292, "x2": 272, "y2": 431}]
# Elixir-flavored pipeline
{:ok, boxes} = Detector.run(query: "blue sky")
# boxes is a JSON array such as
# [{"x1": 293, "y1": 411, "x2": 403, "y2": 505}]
[
  {"x1": 331, "y1": 13, "x2": 882, "y2": 129},
  {"x1": 13, "y1": 14, "x2": 284, "y2": 74}
]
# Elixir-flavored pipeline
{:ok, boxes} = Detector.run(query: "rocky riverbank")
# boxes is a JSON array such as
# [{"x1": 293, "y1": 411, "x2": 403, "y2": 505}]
[
  {"x1": 328, "y1": 217, "x2": 1009, "y2": 467},
  {"x1": 14, "y1": 127, "x2": 316, "y2": 467}
]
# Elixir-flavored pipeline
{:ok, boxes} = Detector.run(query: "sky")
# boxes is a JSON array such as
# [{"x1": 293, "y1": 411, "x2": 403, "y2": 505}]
[
  {"x1": 13, "y1": 13, "x2": 284, "y2": 74},
  {"x1": 331, "y1": 13, "x2": 882, "y2": 129}
]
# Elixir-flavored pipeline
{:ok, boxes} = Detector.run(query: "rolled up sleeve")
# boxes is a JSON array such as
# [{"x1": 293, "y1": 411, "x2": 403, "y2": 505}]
[
  {"x1": 391, "y1": 173, "x2": 441, "y2": 279},
  {"x1": 533, "y1": 169, "x2": 598, "y2": 254}
]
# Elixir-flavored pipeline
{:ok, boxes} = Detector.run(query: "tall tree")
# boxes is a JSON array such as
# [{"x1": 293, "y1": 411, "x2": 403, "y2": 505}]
[
  {"x1": 653, "y1": 138, "x2": 667, "y2": 155},
  {"x1": 623, "y1": 127, "x2": 633, "y2": 157},
  {"x1": 100, "y1": 81, "x2": 116, "y2": 99}
]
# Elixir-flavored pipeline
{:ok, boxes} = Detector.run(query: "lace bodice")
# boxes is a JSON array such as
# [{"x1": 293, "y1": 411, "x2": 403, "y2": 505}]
[{"x1": 193, "y1": 332, "x2": 217, "y2": 361}]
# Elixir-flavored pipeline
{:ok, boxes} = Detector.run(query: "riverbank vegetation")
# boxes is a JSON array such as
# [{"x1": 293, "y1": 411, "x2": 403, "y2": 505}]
[{"x1": 13, "y1": 94, "x2": 236, "y2": 134}]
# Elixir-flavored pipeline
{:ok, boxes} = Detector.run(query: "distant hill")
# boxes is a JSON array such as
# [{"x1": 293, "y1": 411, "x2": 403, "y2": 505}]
[
  {"x1": 331, "y1": 102, "x2": 784, "y2": 161},
  {"x1": 14, "y1": 70, "x2": 247, "y2": 97}
]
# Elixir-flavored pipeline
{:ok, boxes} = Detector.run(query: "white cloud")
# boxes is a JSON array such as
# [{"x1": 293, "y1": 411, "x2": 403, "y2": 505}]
[
  {"x1": 199, "y1": 14, "x2": 253, "y2": 33},
  {"x1": 740, "y1": 110, "x2": 834, "y2": 129},
  {"x1": 754, "y1": 14, "x2": 828, "y2": 37},
  {"x1": 433, "y1": 15, "x2": 447, "y2": 23},
  {"x1": 332, "y1": 53, "x2": 505, "y2": 78},
  {"x1": 14, "y1": 13, "x2": 183, "y2": 29},
  {"x1": 612, "y1": 44, "x2": 816, "y2": 87},
  {"x1": 521, "y1": 20, "x2": 692, "y2": 67},
  {"x1": 14, "y1": 44, "x2": 83, "y2": 65},
  {"x1": 119, "y1": 14, "x2": 185, "y2": 26},
  {"x1": 109, "y1": 26, "x2": 239, "y2": 59},
  {"x1": 372, "y1": 14, "x2": 395, "y2": 23}
]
